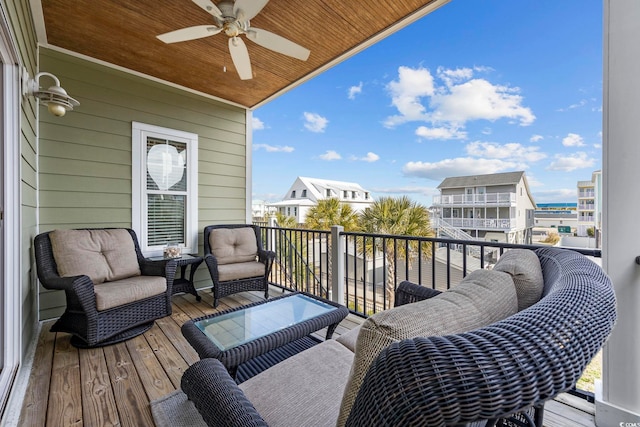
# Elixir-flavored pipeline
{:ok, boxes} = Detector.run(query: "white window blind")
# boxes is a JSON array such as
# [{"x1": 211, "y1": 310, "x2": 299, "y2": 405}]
[{"x1": 132, "y1": 122, "x2": 198, "y2": 256}]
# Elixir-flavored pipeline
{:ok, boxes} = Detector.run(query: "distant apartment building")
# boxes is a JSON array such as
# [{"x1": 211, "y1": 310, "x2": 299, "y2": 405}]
[
  {"x1": 431, "y1": 171, "x2": 536, "y2": 244},
  {"x1": 251, "y1": 199, "x2": 277, "y2": 220},
  {"x1": 534, "y1": 203, "x2": 577, "y2": 232},
  {"x1": 268, "y1": 177, "x2": 374, "y2": 223},
  {"x1": 577, "y1": 170, "x2": 602, "y2": 238}
]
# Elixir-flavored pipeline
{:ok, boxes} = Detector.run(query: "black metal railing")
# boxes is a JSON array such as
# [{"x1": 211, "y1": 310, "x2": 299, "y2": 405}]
[{"x1": 258, "y1": 225, "x2": 601, "y2": 315}]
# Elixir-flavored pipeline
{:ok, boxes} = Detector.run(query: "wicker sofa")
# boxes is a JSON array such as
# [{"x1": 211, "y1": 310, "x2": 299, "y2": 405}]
[
  {"x1": 34, "y1": 228, "x2": 177, "y2": 348},
  {"x1": 181, "y1": 247, "x2": 617, "y2": 427}
]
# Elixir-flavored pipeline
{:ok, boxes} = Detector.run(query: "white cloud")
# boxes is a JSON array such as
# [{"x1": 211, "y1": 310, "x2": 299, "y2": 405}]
[
  {"x1": 319, "y1": 150, "x2": 341, "y2": 161},
  {"x1": 303, "y1": 112, "x2": 329, "y2": 133},
  {"x1": 252, "y1": 117, "x2": 265, "y2": 130},
  {"x1": 558, "y1": 99, "x2": 588, "y2": 112},
  {"x1": 562, "y1": 133, "x2": 585, "y2": 147},
  {"x1": 547, "y1": 152, "x2": 596, "y2": 172},
  {"x1": 415, "y1": 126, "x2": 467, "y2": 140},
  {"x1": 430, "y1": 79, "x2": 535, "y2": 126},
  {"x1": 403, "y1": 157, "x2": 518, "y2": 181},
  {"x1": 348, "y1": 82, "x2": 363, "y2": 100},
  {"x1": 372, "y1": 186, "x2": 438, "y2": 197},
  {"x1": 384, "y1": 66, "x2": 535, "y2": 137},
  {"x1": 384, "y1": 66, "x2": 435, "y2": 127},
  {"x1": 533, "y1": 188, "x2": 577, "y2": 203},
  {"x1": 465, "y1": 141, "x2": 547, "y2": 163},
  {"x1": 253, "y1": 144, "x2": 294, "y2": 153},
  {"x1": 351, "y1": 152, "x2": 380, "y2": 162},
  {"x1": 530, "y1": 134, "x2": 543, "y2": 142}
]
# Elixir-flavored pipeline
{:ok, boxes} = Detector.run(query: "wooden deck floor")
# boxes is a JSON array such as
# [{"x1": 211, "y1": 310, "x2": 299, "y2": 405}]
[{"x1": 17, "y1": 287, "x2": 596, "y2": 427}]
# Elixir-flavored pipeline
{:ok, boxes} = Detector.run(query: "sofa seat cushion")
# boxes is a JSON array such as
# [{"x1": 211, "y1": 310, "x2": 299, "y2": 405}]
[
  {"x1": 337, "y1": 269, "x2": 518, "y2": 426},
  {"x1": 239, "y1": 339, "x2": 354, "y2": 427},
  {"x1": 50, "y1": 229, "x2": 141, "y2": 284},
  {"x1": 217, "y1": 261, "x2": 265, "y2": 282},
  {"x1": 94, "y1": 276, "x2": 166, "y2": 311},
  {"x1": 493, "y1": 249, "x2": 544, "y2": 311},
  {"x1": 210, "y1": 228, "x2": 258, "y2": 265}
]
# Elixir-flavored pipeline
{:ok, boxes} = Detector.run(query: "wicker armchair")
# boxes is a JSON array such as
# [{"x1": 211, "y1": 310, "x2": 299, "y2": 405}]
[
  {"x1": 203, "y1": 224, "x2": 275, "y2": 307},
  {"x1": 34, "y1": 228, "x2": 176, "y2": 348},
  {"x1": 181, "y1": 247, "x2": 617, "y2": 427}
]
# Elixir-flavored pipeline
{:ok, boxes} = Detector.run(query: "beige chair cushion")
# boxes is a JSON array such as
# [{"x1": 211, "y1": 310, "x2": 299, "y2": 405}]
[
  {"x1": 94, "y1": 276, "x2": 167, "y2": 311},
  {"x1": 240, "y1": 339, "x2": 354, "y2": 427},
  {"x1": 336, "y1": 269, "x2": 518, "y2": 427},
  {"x1": 50, "y1": 229, "x2": 141, "y2": 284},
  {"x1": 217, "y1": 261, "x2": 265, "y2": 282},
  {"x1": 209, "y1": 228, "x2": 258, "y2": 265},
  {"x1": 493, "y1": 249, "x2": 544, "y2": 311}
]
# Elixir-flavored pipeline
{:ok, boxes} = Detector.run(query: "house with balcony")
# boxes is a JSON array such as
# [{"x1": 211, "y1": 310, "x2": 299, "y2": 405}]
[
  {"x1": 0, "y1": 1, "x2": 639, "y2": 426},
  {"x1": 268, "y1": 177, "x2": 374, "y2": 224},
  {"x1": 577, "y1": 170, "x2": 602, "y2": 239},
  {"x1": 432, "y1": 171, "x2": 536, "y2": 245}
]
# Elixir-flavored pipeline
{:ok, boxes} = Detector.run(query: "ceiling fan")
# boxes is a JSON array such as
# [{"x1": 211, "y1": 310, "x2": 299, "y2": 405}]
[{"x1": 157, "y1": 0, "x2": 311, "y2": 80}]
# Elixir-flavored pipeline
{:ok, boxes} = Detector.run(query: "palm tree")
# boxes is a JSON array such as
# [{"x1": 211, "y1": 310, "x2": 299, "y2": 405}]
[
  {"x1": 275, "y1": 212, "x2": 298, "y2": 228},
  {"x1": 359, "y1": 196, "x2": 434, "y2": 308},
  {"x1": 304, "y1": 198, "x2": 359, "y2": 231},
  {"x1": 303, "y1": 198, "x2": 359, "y2": 299}
]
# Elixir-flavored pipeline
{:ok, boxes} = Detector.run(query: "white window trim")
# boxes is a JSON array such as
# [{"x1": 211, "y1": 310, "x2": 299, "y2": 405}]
[{"x1": 132, "y1": 122, "x2": 198, "y2": 257}]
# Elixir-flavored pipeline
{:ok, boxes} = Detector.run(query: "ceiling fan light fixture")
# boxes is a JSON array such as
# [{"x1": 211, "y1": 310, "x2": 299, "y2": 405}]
[{"x1": 157, "y1": 0, "x2": 310, "y2": 80}]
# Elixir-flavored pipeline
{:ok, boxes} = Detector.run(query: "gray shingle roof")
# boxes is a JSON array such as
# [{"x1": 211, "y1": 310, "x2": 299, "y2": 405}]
[{"x1": 437, "y1": 171, "x2": 525, "y2": 189}]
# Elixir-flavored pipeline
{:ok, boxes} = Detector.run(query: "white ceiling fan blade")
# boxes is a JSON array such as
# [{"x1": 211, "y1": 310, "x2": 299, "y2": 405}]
[
  {"x1": 191, "y1": 0, "x2": 223, "y2": 19},
  {"x1": 234, "y1": 0, "x2": 269, "y2": 21},
  {"x1": 229, "y1": 37, "x2": 253, "y2": 80},
  {"x1": 247, "y1": 28, "x2": 310, "y2": 61},
  {"x1": 157, "y1": 25, "x2": 221, "y2": 43}
]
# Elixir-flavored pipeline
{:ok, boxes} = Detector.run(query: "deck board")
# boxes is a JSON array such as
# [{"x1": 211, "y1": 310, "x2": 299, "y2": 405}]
[
  {"x1": 46, "y1": 335, "x2": 81, "y2": 427},
  {"x1": 18, "y1": 288, "x2": 595, "y2": 427},
  {"x1": 78, "y1": 347, "x2": 119, "y2": 427}
]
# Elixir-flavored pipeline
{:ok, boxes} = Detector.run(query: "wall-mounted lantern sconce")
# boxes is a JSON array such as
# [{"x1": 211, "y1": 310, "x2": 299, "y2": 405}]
[{"x1": 22, "y1": 70, "x2": 79, "y2": 117}]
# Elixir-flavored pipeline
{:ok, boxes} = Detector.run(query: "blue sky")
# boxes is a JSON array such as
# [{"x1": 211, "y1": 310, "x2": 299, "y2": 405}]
[{"x1": 251, "y1": 0, "x2": 602, "y2": 207}]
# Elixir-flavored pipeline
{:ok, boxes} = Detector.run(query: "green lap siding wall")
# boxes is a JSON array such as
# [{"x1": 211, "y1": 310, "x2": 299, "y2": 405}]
[
  {"x1": 38, "y1": 48, "x2": 249, "y2": 319},
  {"x1": 5, "y1": 0, "x2": 39, "y2": 355}
]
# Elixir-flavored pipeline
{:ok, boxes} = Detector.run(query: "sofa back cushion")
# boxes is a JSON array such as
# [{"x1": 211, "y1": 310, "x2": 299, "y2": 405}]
[
  {"x1": 337, "y1": 269, "x2": 518, "y2": 427},
  {"x1": 50, "y1": 229, "x2": 141, "y2": 284},
  {"x1": 209, "y1": 227, "x2": 258, "y2": 265},
  {"x1": 493, "y1": 249, "x2": 544, "y2": 311}
]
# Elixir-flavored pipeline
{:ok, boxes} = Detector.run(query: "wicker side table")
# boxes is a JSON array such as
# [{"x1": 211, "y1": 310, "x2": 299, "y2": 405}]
[{"x1": 148, "y1": 254, "x2": 203, "y2": 301}]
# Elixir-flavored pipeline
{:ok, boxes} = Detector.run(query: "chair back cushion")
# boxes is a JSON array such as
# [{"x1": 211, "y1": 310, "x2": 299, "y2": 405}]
[
  {"x1": 209, "y1": 227, "x2": 258, "y2": 265},
  {"x1": 50, "y1": 229, "x2": 141, "y2": 284},
  {"x1": 337, "y1": 269, "x2": 518, "y2": 426},
  {"x1": 493, "y1": 249, "x2": 544, "y2": 311}
]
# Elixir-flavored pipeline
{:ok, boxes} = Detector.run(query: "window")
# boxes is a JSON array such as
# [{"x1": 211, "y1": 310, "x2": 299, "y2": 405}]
[
  {"x1": 365, "y1": 192, "x2": 370, "y2": 200},
  {"x1": 326, "y1": 189, "x2": 331, "y2": 197},
  {"x1": 352, "y1": 191, "x2": 357, "y2": 199},
  {"x1": 301, "y1": 189, "x2": 307, "y2": 197},
  {"x1": 291, "y1": 190, "x2": 296, "y2": 198},
  {"x1": 132, "y1": 122, "x2": 198, "y2": 256},
  {"x1": 343, "y1": 190, "x2": 348, "y2": 198}
]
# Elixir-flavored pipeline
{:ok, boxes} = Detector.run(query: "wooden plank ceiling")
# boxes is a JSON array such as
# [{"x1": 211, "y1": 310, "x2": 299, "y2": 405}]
[{"x1": 41, "y1": 0, "x2": 446, "y2": 109}]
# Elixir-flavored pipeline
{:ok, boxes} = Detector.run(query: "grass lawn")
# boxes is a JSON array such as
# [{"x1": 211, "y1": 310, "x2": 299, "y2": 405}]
[{"x1": 577, "y1": 350, "x2": 602, "y2": 393}]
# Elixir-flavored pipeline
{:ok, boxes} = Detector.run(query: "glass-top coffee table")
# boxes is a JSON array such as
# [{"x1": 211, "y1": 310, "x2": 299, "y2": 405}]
[{"x1": 182, "y1": 292, "x2": 349, "y2": 381}]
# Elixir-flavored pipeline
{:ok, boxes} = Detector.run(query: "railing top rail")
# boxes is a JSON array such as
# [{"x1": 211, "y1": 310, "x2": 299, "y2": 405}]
[
  {"x1": 259, "y1": 226, "x2": 601, "y2": 258},
  {"x1": 260, "y1": 225, "x2": 331, "y2": 235},
  {"x1": 340, "y1": 230, "x2": 601, "y2": 257}
]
